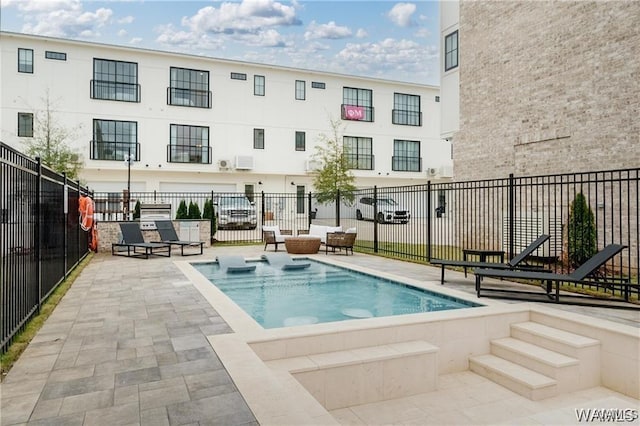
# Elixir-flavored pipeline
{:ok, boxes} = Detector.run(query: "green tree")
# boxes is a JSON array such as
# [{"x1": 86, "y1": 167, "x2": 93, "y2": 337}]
[
  {"x1": 22, "y1": 91, "x2": 83, "y2": 179},
  {"x1": 312, "y1": 118, "x2": 357, "y2": 205},
  {"x1": 176, "y1": 200, "x2": 188, "y2": 219},
  {"x1": 188, "y1": 201, "x2": 201, "y2": 219},
  {"x1": 202, "y1": 199, "x2": 213, "y2": 220},
  {"x1": 132, "y1": 200, "x2": 141, "y2": 220},
  {"x1": 567, "y1": 192, "x2": 597, "y2": 267}
]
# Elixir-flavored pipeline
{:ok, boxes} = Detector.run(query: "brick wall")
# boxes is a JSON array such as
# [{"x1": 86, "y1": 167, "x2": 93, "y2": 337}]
[
  {"x1": 96, "y1": 220, "x2": 211, "y2": 253},
  {"x1": 455, "y1": 1, "x2": 640, "y2": 180}
]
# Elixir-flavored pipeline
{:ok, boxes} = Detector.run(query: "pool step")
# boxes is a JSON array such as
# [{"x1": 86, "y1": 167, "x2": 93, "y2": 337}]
[
  {"x1": 470, "y1": 321, "x2": 601, "y2": 400},
  {"x1": 266, "y1": 340, "x2": 439, "y2": 410}
]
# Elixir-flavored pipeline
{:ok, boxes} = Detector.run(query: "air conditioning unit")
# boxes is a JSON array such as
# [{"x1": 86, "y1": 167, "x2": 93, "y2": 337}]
[
  {"x1": 305, "y1": 159, "x2": 321, "y2": 172},
  {"x1": 218, "y1": 159, "x2": 231, "y2": 169},
  {"x1": 427, "y1": 167, "x2": 437, "y2": 176},
  {"x1": 235, "y1": 155, "x2": 254, "y2": 170}
]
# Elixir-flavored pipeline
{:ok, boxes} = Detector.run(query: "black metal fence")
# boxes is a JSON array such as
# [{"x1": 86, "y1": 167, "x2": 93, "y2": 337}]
[
  {"x1": 1, "y1": 142, "x2": 92, "y2": 353},
  {"x1": 95, "y1": 168, "x2": 638, "y2": 300}
]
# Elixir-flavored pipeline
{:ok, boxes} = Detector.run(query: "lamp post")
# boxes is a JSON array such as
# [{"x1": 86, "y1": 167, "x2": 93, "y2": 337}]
[{"x1": 125, "y1": 146, "x2": 133, "y2": 220}]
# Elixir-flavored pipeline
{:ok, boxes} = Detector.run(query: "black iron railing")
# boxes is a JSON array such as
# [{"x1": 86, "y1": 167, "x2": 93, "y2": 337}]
[{"x1": 1, "y1": 142, "x2": 92, "y2": 353}]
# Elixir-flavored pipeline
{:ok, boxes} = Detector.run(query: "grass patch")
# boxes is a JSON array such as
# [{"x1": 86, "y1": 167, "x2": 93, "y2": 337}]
[{"x1": 1, "y1": 253, "x2": 94, "y2": 382}]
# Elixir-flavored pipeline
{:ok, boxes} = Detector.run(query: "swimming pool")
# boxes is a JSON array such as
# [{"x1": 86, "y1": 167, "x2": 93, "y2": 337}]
[{"x1": 193, "y1": 259, "x2": 480, "y2": 328}]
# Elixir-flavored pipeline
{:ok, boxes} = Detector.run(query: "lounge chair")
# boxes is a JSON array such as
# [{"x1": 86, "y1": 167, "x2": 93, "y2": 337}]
[
  {"x1": 325, "y1": 230, "x2": 357, "y2": 255},
  {"x1": 216, "y1": 255, "x2": 256, "y2": 273},
  {"x1": 474, "y1": 244, "x2": 629, "y2": 302},
  {"x1": 430, "y1": 234, "x2": 550, "y2": 285},
  {"x1": 112, "y1": 222, "x2": 171, "y2": 259},
  {"x1": 262, "y1": 225, "x2": 293, "y2": 251},
  {"x1": 261, "y1": 252, "x2": 311, "y2": 270},
  {"x1": 154, "y1": 220, "x2": 204, "y2": 256}
]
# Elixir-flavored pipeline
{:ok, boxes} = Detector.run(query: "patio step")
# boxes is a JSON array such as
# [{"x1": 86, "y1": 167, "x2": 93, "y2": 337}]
[
  {"x1": 510, "y1": 321, "x2": 600, "y2": 357},
  {"x1": 265, "y1": 340, "x2": 439, "y2": 410},
  {"x1": 469, "y1": 354, "x2": 557, "y2": 401}
]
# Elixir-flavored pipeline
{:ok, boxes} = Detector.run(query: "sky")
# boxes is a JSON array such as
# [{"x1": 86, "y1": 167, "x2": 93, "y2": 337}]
[{"x1": 0, "y1": 0, "x2": 440, "y2": 85}]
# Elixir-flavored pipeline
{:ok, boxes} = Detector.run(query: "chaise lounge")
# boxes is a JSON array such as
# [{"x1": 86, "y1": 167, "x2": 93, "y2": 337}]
[
  {"x1": 154, "y1": 220, "x2": 204, "y2": 256},
  {"x1": 217, "y1": 255, "x2": 256, "y2": 273},
  {"x1": 112, "y1": 222, "x2": 171, "y2": 259},
  {"x1": 430, "y1": 234, "x2": 550, "y2": 285},
  {"x1": 261, "y1": 253, "x2": 311, "y2": 270},
  {"x1": 474, "y1": 243, "x2": 631, "y2": 304}
]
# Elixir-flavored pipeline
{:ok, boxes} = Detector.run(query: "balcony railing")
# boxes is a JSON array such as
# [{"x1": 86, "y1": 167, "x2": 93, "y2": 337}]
[
  {"x1": 90, "y1": 80, "x2": 141, "y2": 102},
  {"x1": 392, "y1": 156, "x2": 422, "y2": 172},
  {"x1": 346, "y1": 153, "x2": 375, "y2": 170},
  {"x1": 167, "y1": 87, "x2": 212, "y2": 108},
  {"x1": 341, "y1": 104, "x2": 374, "y2": 122},
  {"x1": 90, "y1": 141, "x2": 140, "y2": 161},
  {"x1": 392, "y1": 109, "x2": 422, "y2": 126},
  {"x1": 167, "y1": 144, "x2": 212, "y2": 164}
]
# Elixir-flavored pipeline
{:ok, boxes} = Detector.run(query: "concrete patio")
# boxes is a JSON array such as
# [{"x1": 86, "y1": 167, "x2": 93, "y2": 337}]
[{"x1": 1, "y1": 245, "x2": 638, "y2": 425}]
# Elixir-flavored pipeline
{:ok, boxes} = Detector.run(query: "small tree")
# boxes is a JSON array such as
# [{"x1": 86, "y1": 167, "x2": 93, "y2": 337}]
[
  {"x1": 567, "y1": 192, "x2": 597, "y2": 267},
  {"x1": 132, "y1": 200, "x2": 141, "y2": 220},
  {"x1": 312, "y1": 118, "x2": 357, "y2": 205},
  {"x1": 202, "y1": 199, "x2": 213, "y2": 220},
  {"x1": 188, "y1": 201, "x2": 201, "y2": 219},
  {"x1": 22, "y1": 90, "x2": 83, "y2": 179},
  {"x1": 176, "y1": 200, "x2": 188, "y2": 219}
]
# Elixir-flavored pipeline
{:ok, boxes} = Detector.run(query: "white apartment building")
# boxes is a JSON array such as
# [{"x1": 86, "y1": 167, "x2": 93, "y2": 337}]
[{"x1": 1, "y1": 32, "x2": 449, "y2": 197}]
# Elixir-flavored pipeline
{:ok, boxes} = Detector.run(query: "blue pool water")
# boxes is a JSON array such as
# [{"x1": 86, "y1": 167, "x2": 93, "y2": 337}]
[{"x1": 193, "y1": 259, "x2": 480, "y2": 329}]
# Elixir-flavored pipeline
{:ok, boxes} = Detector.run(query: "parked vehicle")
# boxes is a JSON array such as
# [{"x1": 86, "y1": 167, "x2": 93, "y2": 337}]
[
  {"x1": 356, "y1": 196, "x2": 410, "y2": 224},
  {"x1": 215, "y1": 195, "x2": 257, "y2": 229}
]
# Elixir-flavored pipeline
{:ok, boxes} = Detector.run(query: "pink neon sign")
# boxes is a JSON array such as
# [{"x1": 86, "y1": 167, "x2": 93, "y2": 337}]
[{"x1": 343, "y1": 105, "x2": 364, "y2": 120}]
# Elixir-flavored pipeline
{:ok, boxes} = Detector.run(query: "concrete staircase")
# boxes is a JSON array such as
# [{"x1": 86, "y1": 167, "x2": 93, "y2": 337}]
[{"x1": 470, "y1": 321, "x2": 601, "y2": 400}]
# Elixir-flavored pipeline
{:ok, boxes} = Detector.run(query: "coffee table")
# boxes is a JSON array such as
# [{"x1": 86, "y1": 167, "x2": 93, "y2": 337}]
[{"x1": 284, "y1": 236, "x2": 321, "y2": 254}]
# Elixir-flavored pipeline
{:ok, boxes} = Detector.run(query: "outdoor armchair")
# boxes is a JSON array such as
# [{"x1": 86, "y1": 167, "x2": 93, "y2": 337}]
[
  {"x1": 325, "y1": 231, "x2": 356, "y2": 255},
  {"x1": 262, "y1": 225, "x2": 293, "y2": 251}
]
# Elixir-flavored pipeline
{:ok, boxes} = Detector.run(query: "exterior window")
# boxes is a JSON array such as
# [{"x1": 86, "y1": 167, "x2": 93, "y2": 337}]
[
  {"x1": 342, "y1": 87, "x2": 373, "y2": 122},
  {"x1": 245, "y1": 184, "x2": 255, "y2": 203},
  {"x1": 343, "y1": 136, "x2": 373, "y2": 170},
  {"x1": 311, "y1": 81, "x2": 325, "y2": 89},
  {"x1": 295, "y1": 80, "x2": 306, "y2": 100},
  {"x1": 254, "y1": 75, "x2": 265, "y2": 96},
  {"x1": 18, "y1": 48, "x2": 33, "y2": 73},
  {"x1": 393, "y1": 93, "x2": 422, "y2": 126},
  {"x1": 169, "y1": 124, "x2": 210, "y2": 164},
  {"x1": 168, "y1": 67, "x2": 210, "y2": 108},
  {"x1": 18, "y1": 113, "x2": 33, "y2": 137},
  {"x1": 296, "y1": 185, "x2": 305, "y2": 214},
  {"x1": 91, "y1": 58, "x2": 139, "y2": 102},
  {"x1": 45, "y1": 51, "x2": 67, "y2": 61},
  {"x1": 91, "y1": 119, "x2": 138, "y2": 161},
  {"x1": 392, "y1": 140, "x2": 421, "y2": 172},
  {"x1": 231, "y1": 72, "x2": 247, "y2": 80},
  {"x1": 295, "y1": 131, "x2": 306, "y2": 151},
  {"x1": 445, "y1": 30, "x2": 458, "y2": 71},
  {"x1": 254, "y1": 128, "x2": 264, "y2": 149},
  {"x1": 435, "y1": 96, "x2": 440, "y2": 102}
]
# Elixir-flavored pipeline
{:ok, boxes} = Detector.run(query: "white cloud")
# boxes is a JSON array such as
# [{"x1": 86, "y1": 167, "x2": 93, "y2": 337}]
[
  {"x1": 414, "y1": 28, "x2": 431, "y2": 38},
  {"x1": 118, "y1": 29, "x2": 127, "y2": 37},
  {"x1": 387, "y1": 3, "x2": 416, "y2": 27},
  {"x1": 155, "y1": 24, "x2": 226, "y2": 51},
  {"x1": 355, "y1": 28, "x2": 368, "y2": 39},
  {"x1": 129, "y1": 37, "x2": 142, "y2": 45},
  {"x1": 2, "y1": 0, "x2": 81, "y2": 13},
  {"x1": 304, "y1": 20, "x2": 351, "y2": 40},
  {"x1": 118, "y1": 16, "x2": 134, "y2": 25}
]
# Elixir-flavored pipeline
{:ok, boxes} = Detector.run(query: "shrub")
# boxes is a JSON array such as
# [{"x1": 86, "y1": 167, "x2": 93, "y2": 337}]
[
  {"x1": 202, "y1": 199, "x2": 213, "y2": 219},
  {"x1": 132, "y1": 200, "x2": 141, "y2": 219},
  {"x1": 188, "y1": 201, "x2": 201, "y2": 219},
  {"x1": 567, "y1": 192, "x2": 597, "y2": 267},
  {"x1": 176, "y1": 200, "x2": 188, "y2": 219}
]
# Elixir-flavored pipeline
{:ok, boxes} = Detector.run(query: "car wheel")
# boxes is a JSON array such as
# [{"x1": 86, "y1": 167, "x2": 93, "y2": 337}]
[
  {"x1": 377, "y1": 212, "x2": 385, "y2": 224},
  {"x1": 249, "y1": 226, "x2": 256, "y2": 230},
  {"x1": 356, "y1": 210, "x2": 363, "y2": 220}
]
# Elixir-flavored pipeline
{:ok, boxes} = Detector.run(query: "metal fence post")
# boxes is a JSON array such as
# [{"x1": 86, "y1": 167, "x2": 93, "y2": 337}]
[
  {"x1": 508, "y1": 173, "x2": 515, "y2": 260},
  {"x1": 210, "y1": 190, "x2": 215, "y2": 244},
  {"x1": 427, "y1": 180, "x2": 432, "y2": 261},
  {"x1": 335, "y1": 189, "x2": 341, "y2": 227},
  {"x1": 307, "y1": 192, "x2": 312, "y2": 226},
  {"x1": 373, "y1": 185, "x2": 378, "y2": 253},
  {"x1": 63, "y1": 173, "x2": 68, "y2": 277},
  {"x1": 36, "y1": 157, "x2": 42, "y2": 313}
]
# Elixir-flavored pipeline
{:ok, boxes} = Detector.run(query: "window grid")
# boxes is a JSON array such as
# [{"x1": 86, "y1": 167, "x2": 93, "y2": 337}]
[
  {"x1": 45, "y1": 51, "x2": 67, "y2": 61},
  {"x1": 169, "y1": 67, "x2": 210, "y2": 108},
  {"x1": 342, "y1": 87, "x2": 374, "y2": 122},
  {"x1": 295, "y1": 131, "x2": 306, "y2": 151},
  {"x1": 18, "y1": 48, "x2": 33, "y2": 73},
  {"x1": 18, "y1": 113, "x2": 33, "y2": 137},
  {"x1": 311, "y1": 81, "x2": 326, "y2": 89},
  {"x1": 254, "y1": 128, "x2": 265, "y2": 149},
  {"x1": 392, "y1": 140, "x2": 421, "y2": 172},
  {"x1": 169, "y1": 124, "x2": 210, "y2": 163},
  {"x1": 393, "y1": 93, "x2": 422, "y2": 126},
  {"x1": 92, "y1": 58, "x2": 139, "y2": 102},
  {"x1": 92, "y1": 119, "x2": 138, "y2": 161},
  {"x1": 445, "y1": 30, "x2": 458, "y2": 71},
  {"x1": 295, "y1": 80, "x2": 306, "y2": 100},
  {"x1": 231, "y1": 72, "x2": 247, "y2": 80},
  {"x1": 343, "y1": 136, "x2": 373, "y2": 170},
  {"x1": 254, "y1": 75, "x2": 265, "y2": 96}
]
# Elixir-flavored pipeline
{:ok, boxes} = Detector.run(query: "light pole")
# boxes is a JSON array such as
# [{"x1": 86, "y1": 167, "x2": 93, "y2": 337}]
[{"x1": 125, "y1": 146, "x2": 133, "y2": 220}]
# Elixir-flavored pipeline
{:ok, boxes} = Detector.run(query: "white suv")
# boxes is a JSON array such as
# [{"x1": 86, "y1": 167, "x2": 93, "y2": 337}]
[
  {"x1": 215, "y1": 195, "x2": 257, "y2": 229},
  {"x1": 356, "y1": 196, "x2": 410, "y2": 224}
]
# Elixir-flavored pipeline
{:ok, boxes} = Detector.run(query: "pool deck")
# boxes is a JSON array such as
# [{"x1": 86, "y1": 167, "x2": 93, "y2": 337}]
[{"x1": 1, "y1": 245, "x2": 638, "y2": 425}]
